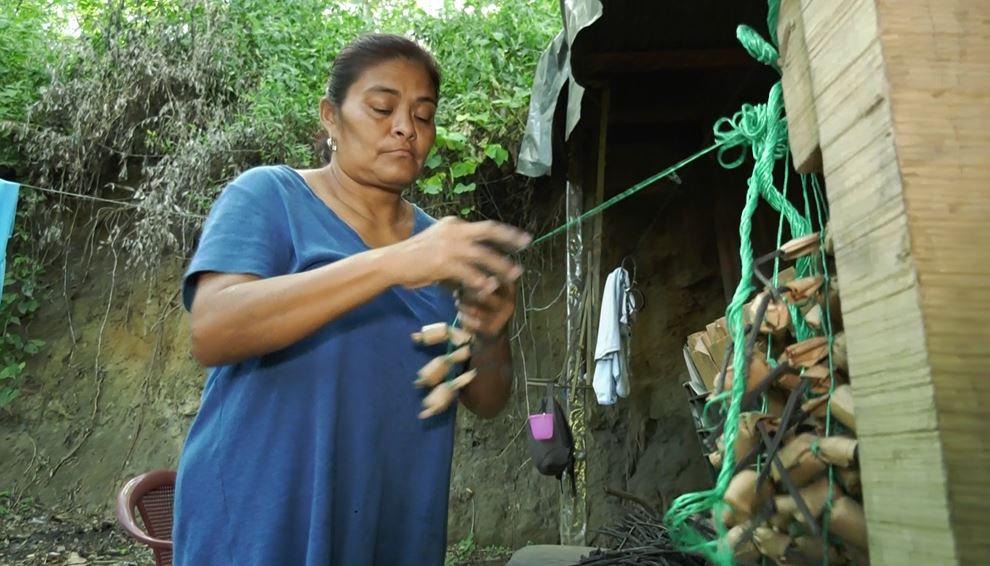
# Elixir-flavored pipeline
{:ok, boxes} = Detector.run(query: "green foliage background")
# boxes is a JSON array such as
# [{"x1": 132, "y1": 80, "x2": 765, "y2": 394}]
[{"x1": 0, "y1": 0, "x2": 560, "y2": 407}]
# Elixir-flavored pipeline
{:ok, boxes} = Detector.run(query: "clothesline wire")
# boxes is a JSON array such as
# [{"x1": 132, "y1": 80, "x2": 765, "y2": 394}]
[
  {"x1": 9, "y1": 134, "x2": 724, "y2": 239},
  {"x1": 522, "y1": 141, "x2": 724, "y2": 252},
  {"x1": 6, "y1": 180, "x2": 207, "y2": 219}
]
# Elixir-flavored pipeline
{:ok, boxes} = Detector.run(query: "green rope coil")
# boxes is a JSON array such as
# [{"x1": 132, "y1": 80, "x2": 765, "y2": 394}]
[
  {"x1": 663, "y1": 1, "x2": 826, "y2": 563},
  {"x1": 737, "y1": 24, "x2": 780, "y2": 72}
]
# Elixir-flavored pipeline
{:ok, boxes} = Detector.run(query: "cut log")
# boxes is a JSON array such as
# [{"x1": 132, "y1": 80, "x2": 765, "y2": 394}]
[
  {"x1": 781, "y1": 337, "x2": 830, "y2": 369},
  {"x1": 773, "y1": 433, "x2": 827, "y2": 487},
  {"x1": 830, "y1": 383, "x2": 855, "y2": 432},
  {"x1": 722, "y1": 349, "x2": 772, "y2": 395},
  {"x1": 727, "y1": 523, "x2": 761, "y2": 562},
  {"x1": 753, "y1": 526, "x2": 791, "y2": 563},
  {"x1": 734, "y1": 412, "x2": 778, "y2": 464},
  {"x1": 804, "y1": 303, "x2": 824, "y2": 330},
  {"x1": 837, "y1": 467, "x2": 862, "y2": 498},
  {"x1": 801, "y1": 384, "x2": 856, "y2": 432},
  {"x1": 775, "y1": 477, "x2": 842, "y2": 525},
  {"x1": 687, "y1": 331, "x2": 722, "y2": 391},
  {"x1": 777, "y1": 364, "x2": 831, "y2": 394},
  {"x1": 831, "y1": 331, "x2": 848, "y2": 372},
  {"x1": 793, "y1": 535, "x2": 842, "y2": 565},
  {"x1": 784, "y1": 275, "x2": 825, "y2": 303},
  {"x1": 816, "y1": 436, "x2": 858, "y2": 468},
  {"x1": 829, "y1": 496, "x2": 869, "y2": 550},
  {"x1": 747, "y1": 290, "x2": 791, "y2": 335},
  {"x1": 779, "y1": 233, "x2": 821, "y2": 260},
  {"x1": 708, "y1": 450, "x2": 723, "y2": 469},
  {"x1": 724, "y1": 470, "x2": 774, "y2": 524}
]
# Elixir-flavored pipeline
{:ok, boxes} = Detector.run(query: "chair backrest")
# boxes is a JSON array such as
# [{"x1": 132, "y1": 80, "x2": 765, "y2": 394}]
[{"x1": 116, "y1": 469, "x2": 176, "y2": 566}]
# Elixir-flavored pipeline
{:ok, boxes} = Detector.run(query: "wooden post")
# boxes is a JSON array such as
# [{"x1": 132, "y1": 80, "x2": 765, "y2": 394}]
[
  {"x1": 560, "y1": 172, "x2": 587, "y2": 546},
  {"x1": 796, "y1": 0, "x2": 990, "y2": 563},
  {"x1": 777, "y1": 0, "x2": 823, "y2": 173},
  {"x1": 587, "y1": 87, "x2": 609, "y2": 382}
]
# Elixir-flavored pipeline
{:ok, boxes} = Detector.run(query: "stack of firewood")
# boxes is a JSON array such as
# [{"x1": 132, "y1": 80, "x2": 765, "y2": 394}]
[{"x1": 685, "y1": 229, "x2": 870, "y2": 565}]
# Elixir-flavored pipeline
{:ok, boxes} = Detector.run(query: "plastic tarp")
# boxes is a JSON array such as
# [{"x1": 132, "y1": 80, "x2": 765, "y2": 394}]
[{"x1": 515, "y1": 0, "x2": 603, "y2": 177}]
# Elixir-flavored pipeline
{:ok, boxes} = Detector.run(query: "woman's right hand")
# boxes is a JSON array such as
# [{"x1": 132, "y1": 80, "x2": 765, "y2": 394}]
[{"x1": 385, "y1": 217, "x2": 531, "y2": 295}]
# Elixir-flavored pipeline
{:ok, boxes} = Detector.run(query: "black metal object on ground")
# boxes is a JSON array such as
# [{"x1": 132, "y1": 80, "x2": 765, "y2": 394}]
[{"x1": 574, "y1": 504, "x2": 712, "y2": 565}]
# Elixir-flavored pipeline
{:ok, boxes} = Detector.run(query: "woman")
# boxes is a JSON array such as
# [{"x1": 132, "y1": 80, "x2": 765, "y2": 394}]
[{"x1": 173, "y1": 33, "x2": 530, "y2": 565}]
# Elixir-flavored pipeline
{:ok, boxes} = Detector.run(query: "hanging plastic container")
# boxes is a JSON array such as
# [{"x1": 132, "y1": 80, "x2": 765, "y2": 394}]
[{"x1": 528, "y1": 412, "x2": 554, "y2": 440}]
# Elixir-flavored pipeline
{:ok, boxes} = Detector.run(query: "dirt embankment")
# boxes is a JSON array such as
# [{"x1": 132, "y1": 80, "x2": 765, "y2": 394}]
[{"x1": 0, "y1": 247, "x2": 562, "y2": 556}]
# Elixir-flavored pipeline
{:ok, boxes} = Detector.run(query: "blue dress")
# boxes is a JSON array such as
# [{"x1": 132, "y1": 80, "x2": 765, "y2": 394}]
[{"x1": 173, "y1": 165, "x2": 460, "y2": 565}]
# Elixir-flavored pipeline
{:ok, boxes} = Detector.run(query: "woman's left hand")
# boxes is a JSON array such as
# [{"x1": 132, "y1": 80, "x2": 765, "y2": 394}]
[{"x1": 455, "y1": 278, "x2": 517, "y2": 338}]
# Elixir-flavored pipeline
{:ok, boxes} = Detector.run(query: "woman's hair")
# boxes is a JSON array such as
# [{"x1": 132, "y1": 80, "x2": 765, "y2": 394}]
[{"x1": 316, "y1": 33, "x2": 441, "y2": 162}]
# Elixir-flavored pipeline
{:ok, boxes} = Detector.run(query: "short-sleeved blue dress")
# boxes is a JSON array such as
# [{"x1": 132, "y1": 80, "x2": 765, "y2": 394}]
[{"x1": 173, "y1": 165, "x2": 460, "y2": 565}]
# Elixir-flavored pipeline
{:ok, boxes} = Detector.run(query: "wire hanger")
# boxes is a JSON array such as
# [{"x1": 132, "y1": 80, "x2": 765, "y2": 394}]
[{"x1": 620, "y1": 255, "x2": 646, "y2": 317}]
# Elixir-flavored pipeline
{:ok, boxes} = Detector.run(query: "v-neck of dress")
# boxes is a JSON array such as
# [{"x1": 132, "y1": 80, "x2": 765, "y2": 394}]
[{"x1": 280, "y1": 165, "x2": 426, "y2": 250}]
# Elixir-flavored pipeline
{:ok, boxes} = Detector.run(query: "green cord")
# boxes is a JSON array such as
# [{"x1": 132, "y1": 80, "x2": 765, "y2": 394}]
[
  {"x1": 810, "y1": 174, "x2": 837, "y2": 564},
  {"x1": 437, "y1": 140, "x2": 726, "y2": 381},
  {"x1": 526, "y1": 141, "x2": 723, "y2": 250},
  {"x1": 663, "y1": 1, "x2": 833, "y2": 563},
  {"x1": 433, "y1": 4, "x2": 841, "y2": 564}
]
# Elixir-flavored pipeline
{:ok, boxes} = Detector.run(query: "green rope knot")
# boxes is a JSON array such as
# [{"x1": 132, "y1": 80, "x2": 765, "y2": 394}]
[
  {"x1": 712, "y1": 101, "x2": 788, "y2": 170},
  {"x1": 736, "y1": 24, "x2": 780, "y2": 72}
]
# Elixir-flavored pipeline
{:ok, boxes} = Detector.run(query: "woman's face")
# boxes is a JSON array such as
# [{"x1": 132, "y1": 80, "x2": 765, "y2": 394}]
[{"x1": 322, "y1": 58, "x2": 438, "y2": 192}]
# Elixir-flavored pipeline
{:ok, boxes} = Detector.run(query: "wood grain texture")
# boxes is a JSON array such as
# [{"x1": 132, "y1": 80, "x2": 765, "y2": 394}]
[
  {"x1": 802, "y1": 0, "x2": 990, "y2": 563},
  {"x1": 801, "y1": 0, "x2": 955, "y2": 563},
  {"x1": 874, "y1": 1, "x2": 990, "y2": 563},
  {"x1": 777, "y1": 0, "x2": 823, "y2": 173}
]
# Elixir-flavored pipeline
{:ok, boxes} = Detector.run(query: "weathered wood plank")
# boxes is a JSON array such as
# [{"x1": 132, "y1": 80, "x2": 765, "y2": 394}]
[
  {"x1": 777, "y1": 0, "x2": 823, "y2": 173},
  {"x1": 800, "y1": 0, "x2": 957, "y2": 563},
  {"x1": 802, "y1": 0, "x2": 990, "y2": 563},
  {"x1": 874, "y1": 2, "x2": 990, "y2": 563}
]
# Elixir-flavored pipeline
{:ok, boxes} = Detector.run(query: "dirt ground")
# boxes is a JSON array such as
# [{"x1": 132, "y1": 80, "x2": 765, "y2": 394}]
[
  {"x1": 0, "y1": 496, "x2": 513, "y2": 566},
  {"x1": 0, "y1": 495, "x2": 150, "y2": 566}
]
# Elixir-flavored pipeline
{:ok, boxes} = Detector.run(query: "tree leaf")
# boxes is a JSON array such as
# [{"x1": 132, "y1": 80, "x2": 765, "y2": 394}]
[
  {"x1": 0, "y1": 387, "x2": 19, "y2": 408},
  {"x1": 453, "y1": 182, "x2": 476, "y2": 194},
  {"x1": 484, "y1": 143, "x2": 509, "y2": 166},
  {"x1": 425, "y1": 151, "x2": 442, "y2": 170},
  {"x1": 450, "y1": 161, "x2": 477, "y2": 179},
  {"x1": 418, "y1": 173, "x2": 445, "y2": 195}
]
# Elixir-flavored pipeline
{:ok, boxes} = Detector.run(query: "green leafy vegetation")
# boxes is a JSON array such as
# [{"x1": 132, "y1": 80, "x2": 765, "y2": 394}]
[{"x1": 0, "y1": 0, "x2": 559, "y2": 408}]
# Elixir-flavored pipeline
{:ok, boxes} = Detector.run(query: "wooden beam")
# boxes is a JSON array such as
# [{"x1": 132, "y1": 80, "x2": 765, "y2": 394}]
[
  {"x1": 801, "y1": 0, "x2": 990, "y2": 563},
  {"x1": 777, "y1": 0, "x2": 823, "y2": 173},
  {"x1": 560, "y1": 128, "x2": 591, "y2": 546},
  {"x1": 587, "y1": 86, "x2": 609, "y2": 384},
  {"x1": 580, "y1": 48, "x2": 762, "y2": 78}
]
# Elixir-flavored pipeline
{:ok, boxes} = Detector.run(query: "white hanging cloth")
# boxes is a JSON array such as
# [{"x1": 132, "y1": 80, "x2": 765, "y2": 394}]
[{"x1": 593, "y1": 266, "x2": 633, "y2": 405}]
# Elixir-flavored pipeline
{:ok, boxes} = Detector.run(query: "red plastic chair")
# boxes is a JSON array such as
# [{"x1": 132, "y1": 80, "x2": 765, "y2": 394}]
[{"x1": 116, "y1": 469, "x2": 176, "y2": 566}]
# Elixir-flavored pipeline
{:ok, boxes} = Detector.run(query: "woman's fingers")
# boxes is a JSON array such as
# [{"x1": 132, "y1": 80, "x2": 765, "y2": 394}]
[
  {"x1": 457, "y1": 279, "x2": 516, "y2": 337},
  {"x1": 394, "y1": 217, "x2": 529, "y2": 291},
  {"x1": 464, "y1": 244, "x2": 523, "y2": 285},
  {"x1": 463, "y1": 220, "x2": 532, "y2": 252},
  {"x1": 449, "y1": 263, "x2": 492, "y2": 295},
  {"x1": 457, "y1": 310, "x2": 483, "y2": 334},
  {"x1": 458, "y1": 282, "x2": 508, "y2": 312}
]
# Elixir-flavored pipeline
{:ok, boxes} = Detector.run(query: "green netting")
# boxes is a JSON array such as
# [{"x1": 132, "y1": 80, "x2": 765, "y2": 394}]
[{"x1": 663, "y1": 1, "x2": 838, "y2": 564}]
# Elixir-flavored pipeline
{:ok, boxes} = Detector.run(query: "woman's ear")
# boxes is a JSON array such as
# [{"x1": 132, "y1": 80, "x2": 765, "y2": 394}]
[{"x1": 319, "y1": 98, "x2": 339, "y2": 140}]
